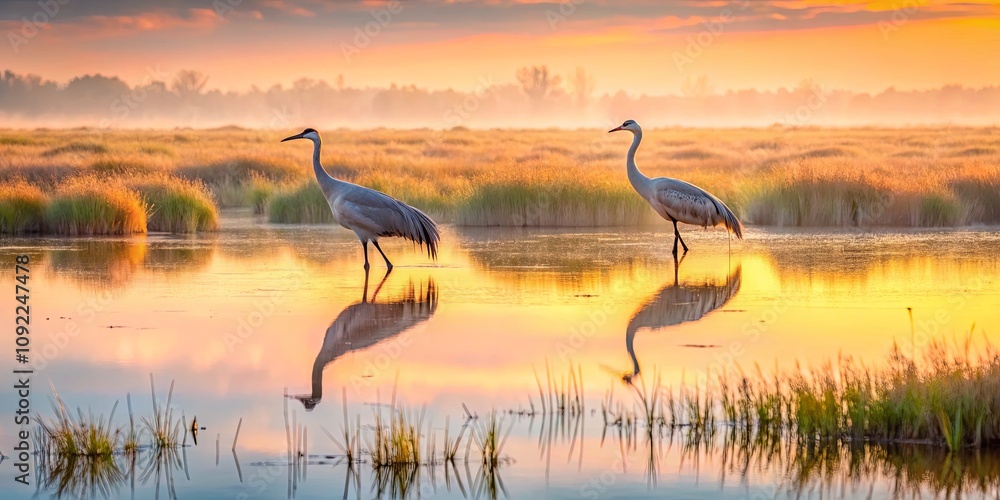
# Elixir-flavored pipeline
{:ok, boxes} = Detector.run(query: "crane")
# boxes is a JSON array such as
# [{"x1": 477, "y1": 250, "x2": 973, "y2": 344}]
[
  {"x1": 281, "y1": 128, "x2": 439, "y2": 272},
  {"x1": 609, "y1": 120, "x2": 742, "y2": 255}
]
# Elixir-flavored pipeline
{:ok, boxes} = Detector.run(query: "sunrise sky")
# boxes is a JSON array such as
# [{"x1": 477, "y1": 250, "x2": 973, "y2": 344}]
[{"x1": 2, "y1": 0, "x2": 998, "y2": 94}]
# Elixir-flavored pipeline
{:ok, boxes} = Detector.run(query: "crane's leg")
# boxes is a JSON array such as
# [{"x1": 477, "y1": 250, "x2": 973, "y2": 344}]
[
  {"x1": 372, "y1": 240, "x2": 393, "y2": 273},
  {"x1": 672, "y1": 220, "x2": 689, "y2": 254},
  {"x1": 362, "y1": 240, "x2": 370, "y2": 271}
]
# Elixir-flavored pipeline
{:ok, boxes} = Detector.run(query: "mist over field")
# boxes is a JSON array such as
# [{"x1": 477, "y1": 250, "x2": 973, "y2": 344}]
[{"x1": 2, "y1": 69, "x2": 1000, "y2": 130}]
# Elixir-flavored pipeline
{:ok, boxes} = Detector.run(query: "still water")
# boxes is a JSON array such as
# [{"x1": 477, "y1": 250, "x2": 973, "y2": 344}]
[{"x1": 1, "y1": 214, "x2": 999, "y2": 499}]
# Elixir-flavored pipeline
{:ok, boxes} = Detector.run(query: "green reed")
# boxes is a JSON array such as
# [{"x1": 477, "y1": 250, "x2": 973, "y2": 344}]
[
  {"x1": 140, "y1": 375, "x2": 182, "y2": 449},
  {"x1": 533, "y1": 361, "x2": 585, "y2": 417},
  {"x1": 604, "y1": 329, "x2": 1000, "y2": 452}
]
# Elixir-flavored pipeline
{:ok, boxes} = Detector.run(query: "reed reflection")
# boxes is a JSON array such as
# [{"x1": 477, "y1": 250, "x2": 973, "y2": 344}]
[
  {"x1": 36, "y1": 446, "x2": 186, "y2": 500},
  {"x1": 294, "y1": 273, "x2": 438, "y2": 411},
  {"x1": 45, "y1": 239, "x2": 214, "y2": 290},
  {"x1": 623, "y1": 260, "x2": 742, "y2": 382}
]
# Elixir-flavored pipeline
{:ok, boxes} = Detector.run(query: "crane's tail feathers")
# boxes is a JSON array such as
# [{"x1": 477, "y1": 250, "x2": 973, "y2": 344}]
[
  {"x1": 716, "y1": 199, "x2": 743, "y2": 240},
  {"x1": 412, "y1": 208, "x2": 440, "y2": 260},
  {"x1": 381, "y1": 201, "x2": 440, "y2": 260}
]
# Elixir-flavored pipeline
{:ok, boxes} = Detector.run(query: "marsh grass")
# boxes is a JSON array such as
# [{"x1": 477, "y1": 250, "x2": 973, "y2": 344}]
[
  {"x1": 43, "y1": 141, "x2": 108, "y2": 157},
  {"x1": 744, "y1": 174, "x2": 891, "y2": 226},
  {"x1": 34, "y1": 378, "x2": 191, "y2": 499},
  {"x1": 469, "y1": 411, "x2": 512, "y2": 469},
  {"x1": 322, "y1": 388, "x2": 362, "y2": 465},
  {"x1": 3, "y1": 127, "x2": 999, "y2": 227},
  {"x1": 532, "y1": 361, "x2": 585, "y2": 416},
  {"x1": 606, "y1": 331, "x2": 1000, "y2": 452},
  {"x1": 458, "y1": 164, "x2": 657, "y2": 226},
  {"x1": 0, "y1": 134, "x2": 35, "y2": 146},
  {"x1": 127, "y1": 173, "x2": 219, "y2": 232},
  {"x1": 123, "y1": 394, "x2": 140, "y2": 454},
  {"x1": 355, "y1": 170, "x2": 464, "y2": 219},
  {"x1": 180, "y1": 156, "x2": 303, "y2": 185},
  {"x1": 139, "y1": 144, "x2": 177, "y2": 157},
  {"x1": 466, "y1": 411, "x2": 513, "y2": 499},
  {"x1": 950, "y1": 174, "x2": 1000, "y2": 224},
  {"x1": 369, "y1": 402, "x2": 424, "y2": 467},
  {"x1": 181, "y1": 155, "x2": 305, "y2": 210},
  {"x1": 89, "y1": 157, "x2": 158, "y2": 175},
  {"x1": 37, "y1": 392, "x2": 121, "y2": 457},
  {"x1": 47, "y1": 176, "x2": 148, "y2": 235},
  {"x1": 0, "y1": 179, "x2": 48, "y2": 233},
  {"x1": 141, "y1": 376, "x2": 183, "y2": 449},
  {"x1": 266, "y1": 181, "x2": 333, "y2": 224},
  {"x1": 2, "y1": 169, "x2": 218, "y2": 234},
  {"x1": 246, "y1": 171, "x2": 278, "y2": 214},
  {"x1": 442, "y1": 415, "x2": 466, "y2": 462},
  {"x1": 919, "y1": 193, "x2": 964, "y2": 226}
]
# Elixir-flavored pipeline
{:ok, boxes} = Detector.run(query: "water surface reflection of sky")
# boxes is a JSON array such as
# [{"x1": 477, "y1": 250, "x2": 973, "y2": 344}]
[{"x1": 1, "y1": 218, "x2": 998, "y2": 498}]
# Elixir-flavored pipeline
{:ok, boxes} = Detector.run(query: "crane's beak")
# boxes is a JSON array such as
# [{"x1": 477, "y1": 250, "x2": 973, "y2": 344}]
[
  {"x1": 281, "y1": 133, "x2": 304, "y2": 142},
  {"x1": 608, "y1": 126, "x2": 624, "y2": 133}
]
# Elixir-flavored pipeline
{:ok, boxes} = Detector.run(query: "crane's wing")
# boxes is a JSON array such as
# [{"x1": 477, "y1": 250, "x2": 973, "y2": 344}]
[
  {"x1": 651, "y1": 178, "x2": 742, "y2": 238},
  {"x1": 338, "y1": 184, "x2": 440, "y2": 258}
]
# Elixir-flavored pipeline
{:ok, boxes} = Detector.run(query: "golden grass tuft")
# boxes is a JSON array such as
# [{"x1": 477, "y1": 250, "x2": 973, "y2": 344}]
[
  {"x1": 47, "y1": 176, "x2": 148, "y2": 236},
  {"x1": 89, "y1": 157, "x2": 158, "y2": 175},
  {"x1": 0, "y1": 179, "x2": 49, "y2": 233},
  {"x1": 0, "y1": 163, "x2": 218, "y2": 234},
  {"x1": 126, "y1": 173, "x2": 219, "y2": 232}
]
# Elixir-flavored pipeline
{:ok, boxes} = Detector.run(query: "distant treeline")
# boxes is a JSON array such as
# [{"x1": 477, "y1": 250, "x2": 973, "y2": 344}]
[{"x1": 1, "y1": 68, "x2": 999, "y2": 128}]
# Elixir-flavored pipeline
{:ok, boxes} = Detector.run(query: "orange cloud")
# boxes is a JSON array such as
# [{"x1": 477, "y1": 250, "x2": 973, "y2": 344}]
[{"x1": 260, "y1": 0, "x2": 316, "y2": 17}]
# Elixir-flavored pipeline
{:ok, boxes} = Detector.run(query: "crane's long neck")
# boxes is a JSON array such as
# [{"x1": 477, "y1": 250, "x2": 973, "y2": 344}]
[
  {"x1": 626, "y1": 131, "x2": 651, "y2": 197},
  {"x1": 309, "y1": 356, "x2": 325, "y2": 401},
  {"x1": 626, "y1": 326, "x2": 641, "y2": 379},
  {"x1": 310, "y1": 139, "x2": 339, "y2": 195}
]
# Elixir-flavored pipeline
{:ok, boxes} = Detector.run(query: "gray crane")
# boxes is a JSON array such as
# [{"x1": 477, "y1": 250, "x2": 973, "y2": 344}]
[
  {"x1": 282, "y1": 128, "x2": 439, "y2": 272},
  {"x1": 609, "y1": 120, "x2": 742, "y2": 255}
]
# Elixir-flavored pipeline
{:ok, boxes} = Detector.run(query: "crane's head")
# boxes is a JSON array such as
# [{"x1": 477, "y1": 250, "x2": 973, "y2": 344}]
[
  {"x1": 291, "y1": 394, "x2": 320, "y2": 412},
  {"x1": 608, "y1": 119, "x2": 641, "y2": 134},
  {"x1": 281, "y1": 128, "x2": 320, "y2": 143}
]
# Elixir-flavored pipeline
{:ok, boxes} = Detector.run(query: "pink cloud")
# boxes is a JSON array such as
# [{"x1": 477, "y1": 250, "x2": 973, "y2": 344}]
[
  {"x1": 80, "y1": 8, "x2": 222, "y2": 36},
  {"x1": 260, "y1": 0, "x2": 316, "y2": 17}
]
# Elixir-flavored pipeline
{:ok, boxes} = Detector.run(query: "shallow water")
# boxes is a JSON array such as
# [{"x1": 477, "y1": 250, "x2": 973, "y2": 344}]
[{"x1": 1, "y1": 214, "x2": 999, "y2": 499}]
